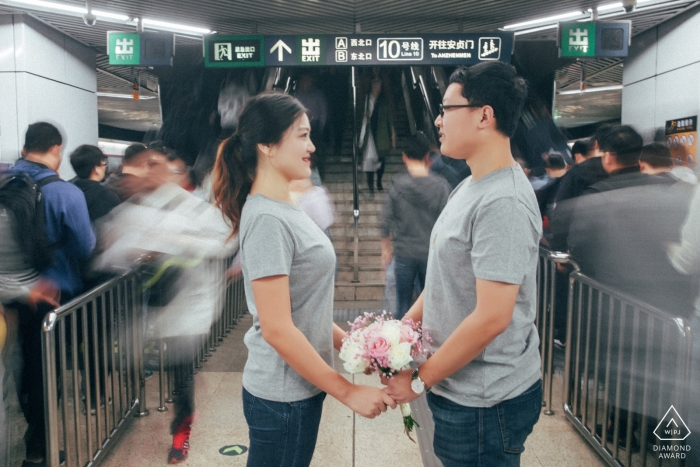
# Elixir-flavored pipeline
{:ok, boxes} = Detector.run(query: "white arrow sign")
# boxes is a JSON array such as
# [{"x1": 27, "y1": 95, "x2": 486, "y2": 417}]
[{"x1": 270, "y1": 39, "x2": 292, "y2": 61}]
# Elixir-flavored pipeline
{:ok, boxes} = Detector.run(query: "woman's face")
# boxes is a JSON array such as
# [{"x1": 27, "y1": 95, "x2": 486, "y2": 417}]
[{"x1": 269, "y1": 113, "x2": 316, "y2": 181}]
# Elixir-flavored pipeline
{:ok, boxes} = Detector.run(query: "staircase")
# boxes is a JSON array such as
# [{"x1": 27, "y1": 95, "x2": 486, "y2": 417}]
[{"x1": 323, "y1": 91, "x2": 410, "y2": 307}]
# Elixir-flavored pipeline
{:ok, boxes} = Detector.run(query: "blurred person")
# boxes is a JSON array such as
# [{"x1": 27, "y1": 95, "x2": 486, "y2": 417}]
[
  {"x1": 360, "y1": 77, "x2": 396, "y2": 199},
  {"x1": 536, "y1": 152, "x2": 568, "y2": 246},
  {"x1": 640, "y1": 142, "x2": 698, "y2": 184},
  {"x1": 567, "y1": 126, "x2": 697, "y2": 449},
  {"x1": 383, "y1": 62, "x2": 542, "y2": 467},
  {"x1": 667, "y1": 186, "x2": 700, "y2": 464},
  {"x1": 103, "y1": 143, "x2": 148, "y2": 201},
  {"x1": 570, "y1": 139, "x2": 592, "y2": 164},
  {"x1": 429, "y1": 145, "x2": 470, "y2": 190},
  {"x1": 212, "y1": 92, "x2": 396, "y2": 467},
  {"x1": 295, "y1": 74, "x2": 329, "y2": 178},
  {"x1": 9, "y1": 122, "x2": 94, "y2": 466},
  {"x1": 380, "y1": 132, "x2": 450, "y2": 319},
  {"x1": 69, "y1": 145, "x2": 120, "y2": 222},
  {"x1": 96, "y1": 143, "x2": 234, "y2": 464},
  {"x1": 289, "y1": 177, "x2": 336, "y2": 236},
  {"x1": 550, "y1": 128, "x2": 611, "y2": 251}
]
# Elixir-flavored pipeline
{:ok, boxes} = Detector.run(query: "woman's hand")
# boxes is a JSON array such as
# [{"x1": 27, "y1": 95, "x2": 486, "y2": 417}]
[{"x1": 340, "y1": 385, "x2": 397, "y2": 419}]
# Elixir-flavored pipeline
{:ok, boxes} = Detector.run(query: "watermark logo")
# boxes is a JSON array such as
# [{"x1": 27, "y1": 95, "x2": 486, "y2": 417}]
[{"x1": 654, "y1": 406, "x2": 691, "y2": 441}]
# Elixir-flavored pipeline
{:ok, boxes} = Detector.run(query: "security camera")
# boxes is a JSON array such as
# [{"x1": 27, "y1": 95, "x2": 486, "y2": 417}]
[
  {"x1": 622, "y1": 0, "x2": 637, "y2": 13},
  {"x1": 83, "y1": 12, "x2": 97, "y2": 26}
]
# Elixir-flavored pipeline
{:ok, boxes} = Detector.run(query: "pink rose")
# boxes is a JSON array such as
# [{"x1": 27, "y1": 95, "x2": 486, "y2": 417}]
[
  {"x1": 399, "y1": 325, "x2": 418, "y2": 345},
  {"x1": 367, "y1": 335, "x2": 390, "y2": 359}
]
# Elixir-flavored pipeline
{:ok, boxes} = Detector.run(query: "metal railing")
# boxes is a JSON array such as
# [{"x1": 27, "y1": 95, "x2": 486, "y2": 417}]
[
  {"x1": 563, "y1": 271, "x2": 693, "y2": 467},
  {"x1": 41, "y1": 267, "x2": 148, "y2": 467},
  {"x1": 536, "y1": 247, "x2": 573, "y2": 415},
  {"x1": 537, "y1": 246, "x2": 694, "y2": 466},
  {"x1": 41, "y1": 254, "x2": 246, "y2": 467}
]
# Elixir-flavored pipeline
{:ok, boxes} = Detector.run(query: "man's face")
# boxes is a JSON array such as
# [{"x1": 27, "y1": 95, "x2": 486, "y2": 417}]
[{"x1": 434, "y1": 83, "x2": 480, "y2": 160}]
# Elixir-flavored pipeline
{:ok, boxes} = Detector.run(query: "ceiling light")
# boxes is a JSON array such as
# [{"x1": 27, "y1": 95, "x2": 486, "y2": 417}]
[
  {"x1": 503, "y1": 10, "x2": 584, "y2": 30},
  {"x1": 557, "y1": 85, "x2": 623, "y2": 95},
  {"x1": 140, "y1": 18, "x2": 211, "y2": 35},
  {"x1": 513, "y1": 24, "x2": 559, "y2": 36},
  {"x1": 3, "y1": 0, "x2": 84, "y2": 14},
  {"x1": 92, "y1": 9, "x2": 129, "y2": 21},
  {"x1": 97, "y1": 92, "x2": 157, "y2": 99},
  {"x1": 597, "y1": 2, "x2": 624, "y2": 12}
]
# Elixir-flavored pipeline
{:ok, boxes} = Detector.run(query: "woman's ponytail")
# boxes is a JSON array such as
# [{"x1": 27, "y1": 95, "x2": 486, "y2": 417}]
[{"x1": 213, "y1": 134, "x2": 255, "y2": 236}]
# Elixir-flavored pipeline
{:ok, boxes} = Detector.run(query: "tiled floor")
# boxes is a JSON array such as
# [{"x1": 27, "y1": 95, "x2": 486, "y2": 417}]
[{"x1": 6, "y1": 312, "x2": 607, "y2": 467}]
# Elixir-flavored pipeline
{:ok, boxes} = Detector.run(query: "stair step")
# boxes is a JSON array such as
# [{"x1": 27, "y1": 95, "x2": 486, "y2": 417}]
[{"x1": 334, "y1": 281, "x2": 385, "y2": 301}]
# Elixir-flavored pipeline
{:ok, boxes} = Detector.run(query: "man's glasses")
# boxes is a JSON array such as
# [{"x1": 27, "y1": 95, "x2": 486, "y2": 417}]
[{"x1": 438, "y1": 103, "x2": 483, "y2": 117}]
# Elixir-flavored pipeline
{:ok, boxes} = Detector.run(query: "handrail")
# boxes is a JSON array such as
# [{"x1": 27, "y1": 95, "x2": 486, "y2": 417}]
[{"x1": 351, "y1": 66, "x2": 360, "y2": 283}]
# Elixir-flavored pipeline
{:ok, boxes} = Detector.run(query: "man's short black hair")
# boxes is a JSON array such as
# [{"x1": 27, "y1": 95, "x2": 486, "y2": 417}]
[
  {"x1": 69, "y1": 145, "x2": 106, "y2": 179},
  {"x1": 448, "y1": 62, "x2": 527, "y2": 138},
  {"x1": 571, "y1": 140, "x2": 588, "y2": 157},
  {"x1": 544, "y1": 152, "x2": 567, "y2": 170},
  {"x1": 123, "y1": 143, "x2": 147, "y2": 164},
  {"x1": 593, "y1": 123, "x2": 615, "y2": 145},
  {"x1": 24, "y1": 122, "x2": 62, "y2": 154},
  {"x1": 640, "y1": 142, "x2": 673, "y2": 168},
  {"x1": 598, "y1": 125, "x2": 643, "y2": 167},
  {"x1": 402, "y1": 132, "x2": 431, "y2": 161}
]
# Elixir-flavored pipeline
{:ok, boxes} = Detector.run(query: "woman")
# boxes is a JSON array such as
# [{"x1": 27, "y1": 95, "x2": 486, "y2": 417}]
[
  {"x1": 213, "y1": 92, "x2": 395, "y2": 467},
  {"x1": 359, "y1": 78, "x2": 396, "y2": 199}
]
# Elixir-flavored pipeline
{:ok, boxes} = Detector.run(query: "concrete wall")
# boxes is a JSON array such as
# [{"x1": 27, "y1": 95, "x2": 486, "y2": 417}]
[
  {"x1": 622, "y1": 5, "x2": 700, "y2": 142},
  {"x1": 0, "y1": 14, "x2": 97, "y2": 179}
]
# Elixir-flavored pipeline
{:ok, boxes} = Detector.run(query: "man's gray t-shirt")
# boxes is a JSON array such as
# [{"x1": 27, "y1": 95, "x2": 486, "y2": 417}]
[
  {"x1": 423, "y1": 164, "x2": 542, "y2": 407},
  {"x1": 240, "y1": 194, "x2": 336, "y2": 402}
]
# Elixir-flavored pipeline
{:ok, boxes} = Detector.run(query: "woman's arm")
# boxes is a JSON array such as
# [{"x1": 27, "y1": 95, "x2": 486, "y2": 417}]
[
  {"x1": 403, "y1": 290, "x2": 424, "y2": 325},
  {"x1": 252, "y1": 275, "x2": 396, "y2": 418}
]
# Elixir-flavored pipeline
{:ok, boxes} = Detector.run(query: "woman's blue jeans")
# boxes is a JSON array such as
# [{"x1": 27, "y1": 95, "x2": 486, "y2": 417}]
[
  {"x1": 427, "y1": 380, "x2": 542, "y2": 467},
  {"x1": 242, "y1": 388, "x2": 325, "y2": 467}
]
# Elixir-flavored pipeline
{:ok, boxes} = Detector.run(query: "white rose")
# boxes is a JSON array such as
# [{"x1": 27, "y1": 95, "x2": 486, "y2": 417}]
[
  {"x1": 382, "y1": 322, "x2": 402, "y2": 346},
  {"x1": 387, "y1": 342, "x2": 413, "y2": 370},
  {"x1": 399, "y1": 403, "x2": 412, "y2": 418},
  {"x1": 340, "y1": 341, "x2": 366, "y2": 374}
]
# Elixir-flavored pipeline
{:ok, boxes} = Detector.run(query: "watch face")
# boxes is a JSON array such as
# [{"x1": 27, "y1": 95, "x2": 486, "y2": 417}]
[{"x1": 411, "y1": 378, "x2": 425, "y2": 394}]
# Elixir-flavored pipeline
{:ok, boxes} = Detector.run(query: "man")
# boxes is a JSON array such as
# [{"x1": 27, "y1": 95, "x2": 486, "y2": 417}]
[
  {"x1": 69, "y1": 145, "x2": 121, "y2": 221},
  {"x1": 570, "y1": 139, "x2": 592, "y2": 164},
  {"x1": 383, "y1": 62, "x2": 542, "y2": 466},
  {"x1": 380, "y1": 132, "x2": 450, "y2": 319},
  {"x1": 104, "y1": 142, "x2": 148, "y2": 201},
  {"x1": 639, "y1": 142, "x2": 688, "y2": 182},
  {"x1": 536, "y1": 152, "x2": 568, "y2": 246},
  {"x1": 10, "y1": 122, "x2": 95, "y2": 466},
  {"x1": 567, "y1": 126, "x2": 697, "y2": 449}
]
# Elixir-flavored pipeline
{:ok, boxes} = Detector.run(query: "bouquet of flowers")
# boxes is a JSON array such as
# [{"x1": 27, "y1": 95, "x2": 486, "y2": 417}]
[{"x1": 339, "y1": 312, "x2": 432, "y2": 441}]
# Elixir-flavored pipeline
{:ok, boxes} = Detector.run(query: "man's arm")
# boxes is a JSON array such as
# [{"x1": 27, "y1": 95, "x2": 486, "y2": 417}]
[
  {"x1": 63, "y1": 190, "x2": 96, "y2": 259},
  {"x1": 383, "y1": 279, "x2": 517, "y2": 403}
]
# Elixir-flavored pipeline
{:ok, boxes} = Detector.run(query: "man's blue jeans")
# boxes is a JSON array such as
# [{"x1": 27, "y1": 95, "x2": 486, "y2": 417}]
[
  {"x1": 427, "y1": 380, "x2": 542, "y2": 467},
  {"x1": 394, "y1": 255, "x2": 427, "y2": 320},
  {"x1": 243, "y1": 388, "x2": 325, "y2": 467}
]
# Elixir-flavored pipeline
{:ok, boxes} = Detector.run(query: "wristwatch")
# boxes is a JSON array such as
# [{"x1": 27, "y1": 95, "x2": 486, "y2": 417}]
[{"x1": 410, "y1": 369, "x2": 426, "y2": 395}]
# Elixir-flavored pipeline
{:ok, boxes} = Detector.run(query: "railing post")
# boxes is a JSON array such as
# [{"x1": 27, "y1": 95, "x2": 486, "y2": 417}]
[
  {"x1": 42, "y1": 312, "x2": 60, "y2": 467},
  {"x1": 351, "y1": 65, "x2": 360, "y2": 284},
  {"x1": 134, "y1": 274, "x2": 149, "y2": 417}
]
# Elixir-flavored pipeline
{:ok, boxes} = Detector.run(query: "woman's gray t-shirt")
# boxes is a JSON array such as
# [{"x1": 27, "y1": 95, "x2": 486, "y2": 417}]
[
  {"x1": 240, "y1": 194, "x2": 336, "y2": 402},
  {"x1": 423, "y1": 164, "x2": 542, "y2": 407}
]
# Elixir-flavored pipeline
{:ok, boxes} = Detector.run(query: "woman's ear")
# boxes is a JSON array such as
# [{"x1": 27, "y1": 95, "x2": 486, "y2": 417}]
[{"x1": 258, "y1": 143, "x2": 272, "y2": 158}]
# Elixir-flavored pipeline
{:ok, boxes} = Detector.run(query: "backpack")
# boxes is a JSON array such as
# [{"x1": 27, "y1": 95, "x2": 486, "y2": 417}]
[{"x1": 0, "y1": 172, "x2": 61, "y2": 272}]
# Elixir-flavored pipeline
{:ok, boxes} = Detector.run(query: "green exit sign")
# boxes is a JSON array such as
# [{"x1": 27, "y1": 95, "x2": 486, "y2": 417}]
[
  {"x1": 108, "y1": 33, "x2": 140, "y2": 65},
  {"x1": 560, "y1": 23, "x2": 596, "y2": 58}
]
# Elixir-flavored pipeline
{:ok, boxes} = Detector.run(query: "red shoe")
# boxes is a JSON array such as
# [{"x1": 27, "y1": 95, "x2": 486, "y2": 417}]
[{"x1": 168, "y1": 415, "x2": 193, "y2": 464}]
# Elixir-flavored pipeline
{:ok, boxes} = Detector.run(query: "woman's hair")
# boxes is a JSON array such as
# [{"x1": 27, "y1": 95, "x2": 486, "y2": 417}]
[{"x1": 212, "y1": 92, "x2": 307, "y2": 235}]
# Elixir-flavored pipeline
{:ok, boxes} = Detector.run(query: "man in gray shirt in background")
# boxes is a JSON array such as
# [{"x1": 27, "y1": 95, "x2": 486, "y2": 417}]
[
  {"x1": 384, "y1": 62, "x2": 542, "y2": 467},
  {"x1": 380, "y1": 132, "x2": 451, "y2": 319}
]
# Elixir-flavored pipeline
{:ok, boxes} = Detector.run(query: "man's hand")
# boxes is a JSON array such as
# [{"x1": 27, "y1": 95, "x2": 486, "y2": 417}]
[
  {"x1": 27, "y1": 279, "x2": 60, "y2": 310},
  {"x1": 381, "y1": 369, "x2": 420, "y2": 404}
]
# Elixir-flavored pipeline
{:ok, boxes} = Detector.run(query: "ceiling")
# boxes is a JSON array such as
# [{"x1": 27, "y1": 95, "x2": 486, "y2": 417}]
[{"x1": 1, "y1": 0, "x2": 697, "y2": 133}]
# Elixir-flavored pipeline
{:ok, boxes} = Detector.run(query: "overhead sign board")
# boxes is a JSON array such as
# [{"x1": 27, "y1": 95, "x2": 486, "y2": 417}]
[
  {"x1": 204, "y1": 33, "x2": 514, "y2": 68},
  {"x1": 108, "y1": 32, "x2": 174, "y2": 66},
  {"x1": 205, "y1": 35, "x2": 265, "y2": 67},
  {"x1": 558, "y1": 21, "x2": 630, "y2": 58}
]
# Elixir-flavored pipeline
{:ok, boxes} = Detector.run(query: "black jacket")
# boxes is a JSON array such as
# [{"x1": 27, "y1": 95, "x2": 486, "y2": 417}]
[{"x1": 72, "y1": 179, "x2": 121, "y2": 222}]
